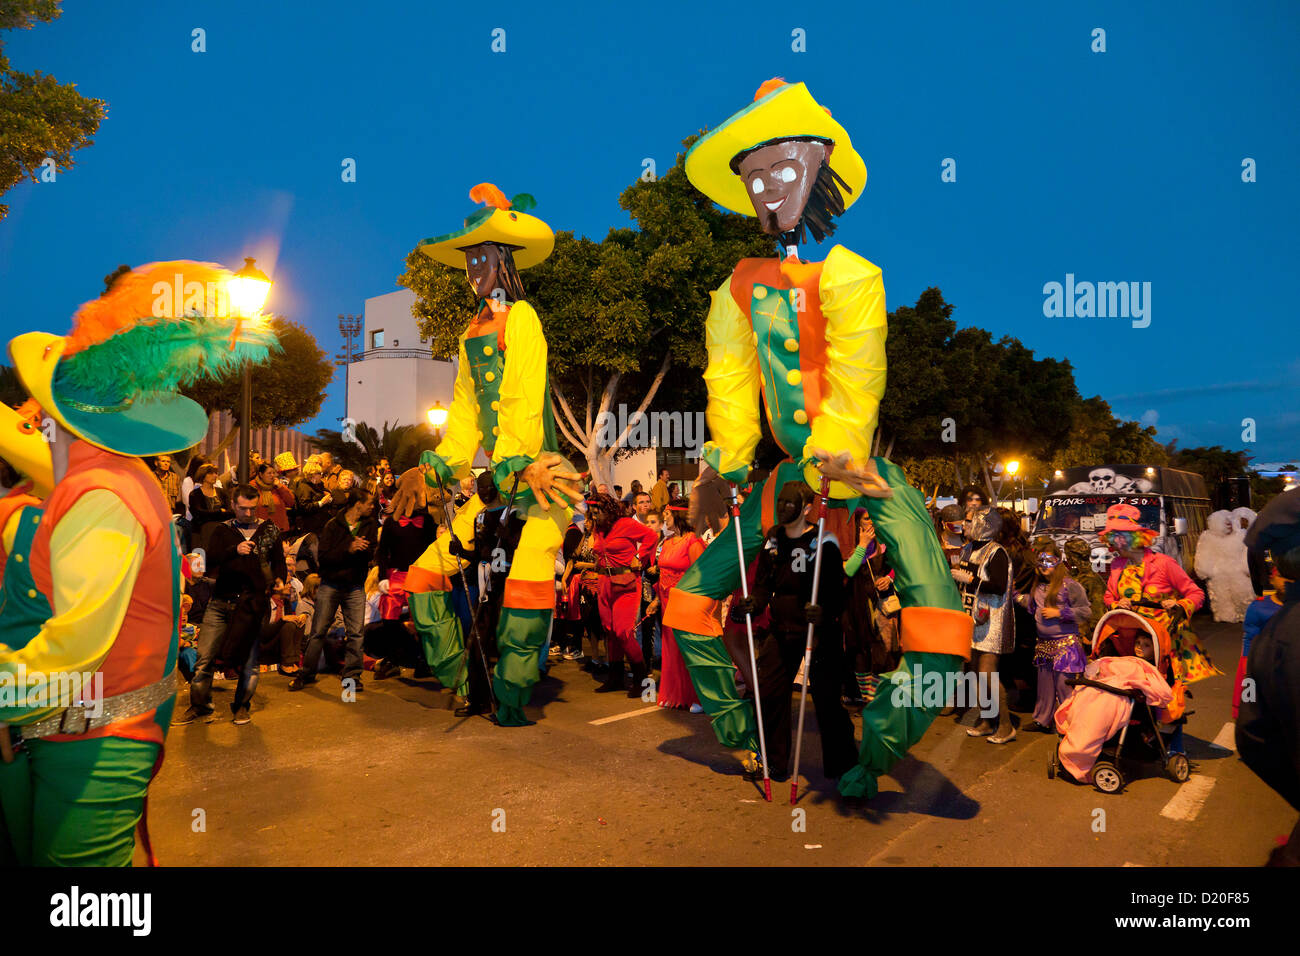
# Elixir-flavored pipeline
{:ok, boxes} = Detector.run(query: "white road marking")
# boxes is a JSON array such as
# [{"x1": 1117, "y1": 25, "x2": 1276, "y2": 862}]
[
  {"x1": 1159, "y1": 776, "x2": 1216, "y2": 822},
  {"x1": 589, "y1": 705, "x2": 662, "y2": 726},
  {"x1": 1211, "y1": 722, "x2": 1235, "y2": 752}
]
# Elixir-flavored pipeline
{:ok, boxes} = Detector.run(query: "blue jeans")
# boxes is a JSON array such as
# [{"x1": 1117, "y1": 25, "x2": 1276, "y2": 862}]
[
  {"x1": 189, "y1": 597, "x2": 263, "y2": 714},
  {"x1": 302, "y1": 582, "x2": 366, "y2": 682}
]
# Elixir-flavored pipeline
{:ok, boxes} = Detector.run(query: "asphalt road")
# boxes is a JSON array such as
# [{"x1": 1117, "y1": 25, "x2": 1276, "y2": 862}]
[{"x1": 149, "y1": 617, "x2": 1295, "y2": 866}]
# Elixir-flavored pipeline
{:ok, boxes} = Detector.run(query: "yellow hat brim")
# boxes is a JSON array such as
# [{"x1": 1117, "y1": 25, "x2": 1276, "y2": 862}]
[
  {"x1": 9, "y1": 331, "x2": 210, "y2": 457},
  {"x1": 419, "y1": 208, "x2": 555, "y2": 270},
  {"x1": 0, "y1": 400, "x2": 54, "y2": 497},
  {"x1": 685, "y1": 82, "x2": 867, "y2": 218}
]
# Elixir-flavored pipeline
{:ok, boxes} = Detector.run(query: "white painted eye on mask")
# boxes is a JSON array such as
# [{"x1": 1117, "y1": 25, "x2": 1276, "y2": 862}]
[
  {"x1": 778, "y1": 166, "x2": 797, "y2": 183},
  {"x1": 751, "y1": 178, "x2": 765, "y2": 194}
]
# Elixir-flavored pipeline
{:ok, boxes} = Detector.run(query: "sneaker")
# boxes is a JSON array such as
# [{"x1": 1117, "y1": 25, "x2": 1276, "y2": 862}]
[
  {"x1": 173, "y1": 706, "x2": 212, "y2": 725},
  {"x1": 563, "y1": 649, "x2": 583, "y2": 661},
  {"x1": 548, "y1": 645, "x2": 563, "y2": 659},
  {"x1": 232, "y1": 707, "x2": 252, "y2": 725},
  {"x1": 689, "y1": 703, "x2": 704, "y2": 714},
  {"x1": 288, "y1": 674, "x2": 316, "y2": 692}
]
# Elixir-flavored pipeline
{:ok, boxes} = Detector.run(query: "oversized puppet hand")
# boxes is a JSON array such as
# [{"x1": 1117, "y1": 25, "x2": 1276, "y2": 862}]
[
  {"x1": 520, "y1": 452, "x2": 583, "y2": 511},
  {"x1": 810, "y1": 448, "x2": 893, "y2": 498}
]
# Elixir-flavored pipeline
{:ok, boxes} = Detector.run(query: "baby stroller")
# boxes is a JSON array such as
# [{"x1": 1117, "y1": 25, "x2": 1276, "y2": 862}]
[{"x1": 1048, "y1": 606, "x2": 1191, "y2": 794}]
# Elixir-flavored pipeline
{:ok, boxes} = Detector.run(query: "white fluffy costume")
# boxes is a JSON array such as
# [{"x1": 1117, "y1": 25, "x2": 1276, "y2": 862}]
[{"x1": 1194, "y1": 510, "x2": 1253, "y2": 622}]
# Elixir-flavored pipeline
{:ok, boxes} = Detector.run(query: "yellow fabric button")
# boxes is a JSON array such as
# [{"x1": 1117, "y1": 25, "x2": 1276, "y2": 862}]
[
  {"x1": 27, "y1": 589, "x2": 37, "y2": 599},
  {"x1": 786, "y1": 369, "x2": 802, "y2": 386},
  {"x1": 484, "y1": 371, "x2": 495, "y2": 383},
  {"x1": 793, "y1": 409, "x2": 809, "y2": 425},
  {"x1": 477, "y1": 432, "x2": 484, "y2": 441},
  {"x1": 14, "y1": 553, "x2": 23, "y2": 562},
  {"x1": 784, "y1": 337, "x2": 798, "y2": 352},
  {"x1": 753, "y1": 286, "x2": 768, "y2": 299},
  {"x1": 32, "y1": 514, "x2": 39, "y2": 524},
  {"x1": 484, "y1": 346, "x2": 494, "y2": 356},
  {"x1": 492, "y1": 426, "x2": 500, "y2": 436},
  {"x1": 491, "y1": 401, "x2": 500, "y2": 411}
]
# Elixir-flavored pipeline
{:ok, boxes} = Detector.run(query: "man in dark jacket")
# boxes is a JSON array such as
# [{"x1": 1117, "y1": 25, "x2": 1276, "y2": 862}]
[
  {"x1": 177, "y1": 485, "x2": 286, "y2": 726},
  {"x1": 733, "y1": 481, "x2": 855, "y2": 782},
  {"x1": 292, "y1": 487, "x2": 379, "y2": 694},
  {"x1": 1237, "y1": 488, "x2": 1300, "y2": 865}
]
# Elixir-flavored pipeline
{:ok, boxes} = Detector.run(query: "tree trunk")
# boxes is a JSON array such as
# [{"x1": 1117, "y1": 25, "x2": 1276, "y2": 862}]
[
  {"x1": 550, "y1": 353, "x2": 673, "y2": 494},
  {"x1": 210, "y1": 423, "x2": 239, "y2": 461}
]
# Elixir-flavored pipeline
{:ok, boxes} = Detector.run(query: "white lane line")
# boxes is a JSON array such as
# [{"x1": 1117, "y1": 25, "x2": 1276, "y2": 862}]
[
  {"x1": 589, "y1": 704, "x2": 662, "y2": 726},
  {"x1": 1159, "y1": 775, "x2": 1216, "y2": 821},
  {"x1": 1211, "y1": 722, "x2": 1235, "y2": 752}
]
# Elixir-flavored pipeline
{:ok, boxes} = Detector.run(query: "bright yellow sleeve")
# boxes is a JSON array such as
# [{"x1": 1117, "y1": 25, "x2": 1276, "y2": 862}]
[
  {"x1": 424, "y1": 335, "x2": 483, "y2": 484},
  {"x1": 492, "y1": 300, "x2": 549, "y2": 482},
  {"x1": 699, "y1": 275, "x2": 762, "y2": 483},
  {"x1": 804, "y1": 245, "x2": 888, "y2": 491},
  {"x1": 0, "y1": 489, "x2": 146, "y2": 716}
]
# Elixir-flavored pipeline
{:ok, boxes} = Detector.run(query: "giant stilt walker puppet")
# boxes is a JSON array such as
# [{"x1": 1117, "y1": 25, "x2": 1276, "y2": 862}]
[
  {"x1": 407, "y1": 184, "x2": 582, "y2": 727},
  {"x1": 0, "y1": 261, "x2": 278, "y2": 865},
  {"x1": 662, "y1": 80, "x2": 973, "y2": 798}
]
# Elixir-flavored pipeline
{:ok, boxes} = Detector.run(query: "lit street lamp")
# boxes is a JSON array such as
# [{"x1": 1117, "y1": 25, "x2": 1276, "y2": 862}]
[
  {"x1": 427, "y1": 401, "x2": 448, "y2": 450},
  {"x1": 229, "y1": 257, "x2": 272, "y2": 486}
]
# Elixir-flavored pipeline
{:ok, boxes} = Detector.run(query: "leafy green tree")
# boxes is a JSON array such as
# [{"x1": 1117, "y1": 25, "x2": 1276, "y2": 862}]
[
  {"x1": 0, "y1": 1, "x2": 106, "y2": 219},
  {"x1": 879, "y1": 287, "x2": 1080, "y2": 493},
  {"x1": 399, "y1": 136, "x2": 770, "y2": 486},
  {"x1": 181, "y1": 315, "x2": 334, "y2": 459}
]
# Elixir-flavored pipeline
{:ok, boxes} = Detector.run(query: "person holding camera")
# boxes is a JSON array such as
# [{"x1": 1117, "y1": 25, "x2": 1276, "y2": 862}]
[{"x1": 291, "y1": 487, "x2": 379, "y2": 694}]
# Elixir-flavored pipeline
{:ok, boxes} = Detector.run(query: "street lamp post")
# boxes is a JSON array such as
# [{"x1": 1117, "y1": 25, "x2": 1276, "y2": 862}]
[
  {"x1": 228, "y1": 257, "x2": 272, "y2": 486},
  {"x1": 427, "y1": 401, "x2": 448, "y2": 447}
]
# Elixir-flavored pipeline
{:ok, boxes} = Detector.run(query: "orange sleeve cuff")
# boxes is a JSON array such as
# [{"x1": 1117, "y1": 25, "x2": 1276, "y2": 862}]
[
  {"x1": 662, "y1": 588, "x2": 724, "y2": 638},
  {"x1": 900, "y1": 606, "x2": 973, "y2": 661}
]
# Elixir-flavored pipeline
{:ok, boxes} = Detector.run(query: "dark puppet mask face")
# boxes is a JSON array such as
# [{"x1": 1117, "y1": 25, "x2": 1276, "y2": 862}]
[
  {"x1": 776, "y1": 481, "x2": 812, "y2": 526},
  {"x1": 735, "y1": 139, "x2": 831, "y2": 236},
  {"x1": 463, "y1": 242, "x2": 505, "y2": 301},
  {"x1": 476, "y1": 470, "x2": 499, "y2": 505}
]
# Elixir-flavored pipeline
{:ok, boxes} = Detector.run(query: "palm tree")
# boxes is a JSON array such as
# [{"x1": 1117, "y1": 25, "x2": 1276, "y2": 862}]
[{"x1": 311, "y1": 420, "x2": 442, "y2": 475}]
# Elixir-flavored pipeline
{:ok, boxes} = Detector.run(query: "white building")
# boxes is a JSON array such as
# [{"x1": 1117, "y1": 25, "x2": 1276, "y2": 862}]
[{"x1": 345, "y1": 289, "x2": 456, "y2": 431}]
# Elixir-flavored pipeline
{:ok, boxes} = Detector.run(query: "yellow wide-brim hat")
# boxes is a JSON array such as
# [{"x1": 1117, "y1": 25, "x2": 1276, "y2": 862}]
[
  {"x1": 8, "y1": 261, "x2": 279, "y2": 458},
  {"x1": 10, "y1": 331, "x2": 212, "y2": 457},
  {"x1": 685, "y1": 79, "x2": 867, "y2": 218},
  {"x1": 420, "y1": 183, "x2": 554, "y2": 270}
]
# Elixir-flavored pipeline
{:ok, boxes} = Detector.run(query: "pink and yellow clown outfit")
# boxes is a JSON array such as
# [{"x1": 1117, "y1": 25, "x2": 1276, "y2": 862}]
[
  {"x1": 661, "y1": 81, "x2": 972, "y2": 798},
  {"x1": 0, "y1": 262, "x2": 278, "y2": 866},
  {"x1": 407, "y1": 186, "x2": 571, "y2": 727}
]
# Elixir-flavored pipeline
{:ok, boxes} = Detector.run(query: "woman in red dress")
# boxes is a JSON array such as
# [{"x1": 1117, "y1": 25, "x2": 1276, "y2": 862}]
[
  {"x1": 654, "y1": 505, "x2": 705, "y2": 710},
  {"x1": 589, "y1": 493, "x2": 660, "y2": 696}
]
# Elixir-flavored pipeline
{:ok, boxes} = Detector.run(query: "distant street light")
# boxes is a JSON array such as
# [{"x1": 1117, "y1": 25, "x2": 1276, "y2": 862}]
[
  {"x1": 427, "y1": 402, "x2": 448, "y2": 430},
  {"x1": 229, "y1": 257, "x2": 272, "y2": 486}
]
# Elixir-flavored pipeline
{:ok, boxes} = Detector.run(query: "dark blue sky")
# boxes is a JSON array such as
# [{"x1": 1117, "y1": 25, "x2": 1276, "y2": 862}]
[{"x1": 3, "y1": 1, "x2": 1297, "y2": 462}]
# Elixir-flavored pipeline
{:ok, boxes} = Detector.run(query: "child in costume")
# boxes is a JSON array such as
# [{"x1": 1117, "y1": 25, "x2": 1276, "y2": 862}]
[
  {"x1": 1017, "y1": 537, "x2": 1090, "y2": 734},
  {"x1": 662, "y1": 79, "x2": 971, "y2": 797},
  {"x1": 1234, "y1": 556, "x2": 1287, "y2": 720},
  {"x1": 1055, "y1": 613, "x2": 1179, "y2": 783},
  {"x1": 407, "y1": 185, "x2": 582, "y2": 726},
  {"x1": 1100, "y1": 503, "x2": 1214, "y2": 684},
  {"x1": 0, "y1": 261, "x2": 277, "y2": 865}
]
